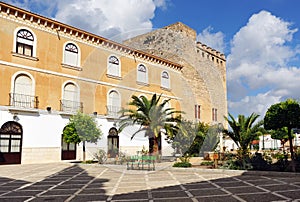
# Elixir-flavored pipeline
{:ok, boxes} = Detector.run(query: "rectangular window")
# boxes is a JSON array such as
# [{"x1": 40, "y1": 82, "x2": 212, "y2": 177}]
[
  {"x1": 0, "y1": 139, "x2": 9, "y2": 152},
  {"x1": 195, "y1": 105, "x2": 201, "y2": 120},
  {"x1": 24, "y1": 45, "x2": 32, "y2": 56},
  {"x1": 17, "y1": 44, "x2": 24, "y2": 54},
  {"x1": 17, "y1": 43, "x2": 33, "y2": 56},
  {"x1": 69, "y1": 143, "x2": 76, "y2": 151},
  {"x1": 62, "y1": 141, "x2": 68, "y2": 151},
  {"x1": 212, "y1": 108, "x2": 218, "y2": 122},
  {"x1": 10, "y1": 139, "x2": 21, "y2": 152},
  {"x1": 64, "y1": 51, "x2": 78, "y2": 66}
]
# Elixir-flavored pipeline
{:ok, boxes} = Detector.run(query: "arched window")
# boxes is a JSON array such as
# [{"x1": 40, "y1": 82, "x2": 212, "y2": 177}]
[
  {"x1": 161, "y1": 71, "x2": 170, "y2": 89},
  {"x1": 61, "y1": 82, "x2": 81, "y2": 112},
  {"x1": 137, "y1": 64, "x2": 148, "y2": 84},
  {"x1": 63, "y1": 43, "x2": 80, "y2": 67},
  {"x1": 107, "y1": 56, "x2": 120, "y2": 77},
  {"x1": 16, "y1": 29, "x2": 34, "y2": 57},
  {"x1": 107, "y1": 90, "x2": 121, "y2": 117},
  {"x1": 14, "y1": 74, "x2": 32, "y2": 95},
  {"x1": 107, "y1": 127, "x2": 119, "y2": 158},
  {"x1": 0, "y1": 121, "x2": 23, "y2": 165},
  {"x1": 10, "y1": 73, "x2": 36, "y2": 108}
]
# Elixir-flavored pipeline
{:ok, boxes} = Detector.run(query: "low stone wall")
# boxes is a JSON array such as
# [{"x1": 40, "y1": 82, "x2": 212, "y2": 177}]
[{"x1": 22, "y1": 147, "x2": 60, "y2": 164}]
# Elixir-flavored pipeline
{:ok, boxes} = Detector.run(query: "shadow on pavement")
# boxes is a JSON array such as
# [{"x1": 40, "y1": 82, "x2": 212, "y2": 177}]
[
  {"x1": 109, "y1": 169, "x2": 300, "y2": 202},
  {"x1": 0, "y1": 164, "x2": 109, "y2": 201},
  {"x1": 1, "y1": 163, "x2": 300, "y2": 201}
]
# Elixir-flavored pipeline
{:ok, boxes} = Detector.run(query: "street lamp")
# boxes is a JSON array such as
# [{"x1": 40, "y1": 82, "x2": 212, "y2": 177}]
[{"x1": 218, "y1": 123, "x2": 224, "y2": 152}]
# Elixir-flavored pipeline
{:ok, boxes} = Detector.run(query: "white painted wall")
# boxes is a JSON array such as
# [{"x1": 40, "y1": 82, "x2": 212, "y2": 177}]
[
  {"x1": 0, "y1": 109, "x2": 177, "y2": 163},
  {"x1": 259, "y1": 134, "x2": 281, "y2": 150}
]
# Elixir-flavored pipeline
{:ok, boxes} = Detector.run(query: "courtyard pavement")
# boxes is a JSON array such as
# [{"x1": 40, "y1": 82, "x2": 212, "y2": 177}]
[{"x1": 0, "y1": 162, "x2": 300, "y2": 201}]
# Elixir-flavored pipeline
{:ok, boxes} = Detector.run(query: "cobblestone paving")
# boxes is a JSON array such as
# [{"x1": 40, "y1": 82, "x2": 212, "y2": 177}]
[{"x1": 0, "y1": 163, "x2": 300, "y2": 201}]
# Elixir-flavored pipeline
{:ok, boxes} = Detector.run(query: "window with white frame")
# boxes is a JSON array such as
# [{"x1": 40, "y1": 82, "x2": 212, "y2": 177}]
[
  {"x1": 11, "y1": 74, "x2": 35, "y2": 108},
  {"x1": 137, "y1": 64, "x2": 148, "y2": 84},
  {"x1": 16, "y1": 29, "x2": 34, "y2": 57},
  {"x1": 161, "y1": 71, "x2": 170, "y2": 89},
  {"x1": 107, "y1": 56, "x2": 120, "y2": 77},
  {"x1": 64, "y1": 43, "x2": 79, "y2": 67},
  {"x1": 62, "y1": 82, "x2": 81, "y2": 112},
  {"x1": 107, "y1": 90, "x2": 121, "y2": 117}
]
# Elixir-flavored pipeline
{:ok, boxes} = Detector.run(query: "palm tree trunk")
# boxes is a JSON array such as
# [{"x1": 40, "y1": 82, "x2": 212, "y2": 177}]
[
  {"x1": 82, "y1": 141, "x2": 86, "y2": 162},
  {"x1": 149, "y1": 134, "x2": 161, "y2": 155},
  {"x1": 288, "y1": 127, "x2": 295, "y2": 172}
]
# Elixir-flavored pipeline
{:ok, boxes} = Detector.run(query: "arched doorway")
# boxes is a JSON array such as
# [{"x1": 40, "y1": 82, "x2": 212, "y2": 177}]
[
  {"x1": 61, "y1": 128, "x2": 76, "y2": 160},
  {"x1": 107, "y1": 127, "x2": 119, "y2": 158},
  {"x1": 0, "y1": 121, "x2": 23, "y2": 165}
]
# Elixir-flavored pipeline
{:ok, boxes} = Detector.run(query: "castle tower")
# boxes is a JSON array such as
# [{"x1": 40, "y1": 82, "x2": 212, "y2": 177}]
[{"x1": 124, "y1": 22, "x2": 227, "y2": 125}]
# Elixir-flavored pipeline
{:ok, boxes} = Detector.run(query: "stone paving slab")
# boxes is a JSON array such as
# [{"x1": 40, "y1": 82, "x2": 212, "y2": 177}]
[{"x1": 0, "y1": 162, "x2": 300, "y2": 201}]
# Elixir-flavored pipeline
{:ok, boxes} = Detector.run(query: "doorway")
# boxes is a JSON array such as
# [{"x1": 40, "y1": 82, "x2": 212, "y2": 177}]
[{"x1": 0, "y1": 121, "x2": 23, "y2": 165}]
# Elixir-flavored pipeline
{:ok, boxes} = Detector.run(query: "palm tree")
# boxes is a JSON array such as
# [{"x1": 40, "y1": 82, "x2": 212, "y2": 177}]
[
  {"x1": 223, "y1": 113, "x2": 264, "y2": 157},
  {"x1": 118, "y1": 94, "x2": 183, "y2": 155}
]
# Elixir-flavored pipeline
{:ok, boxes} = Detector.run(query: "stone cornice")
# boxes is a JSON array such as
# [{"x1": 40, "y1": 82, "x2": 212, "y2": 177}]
[
  {"x1": 196, "y1": 42, "x2": 226, "y2": 61},
  {"x1": 0, "y1": 2, "x2": 183, "y2": 71}
]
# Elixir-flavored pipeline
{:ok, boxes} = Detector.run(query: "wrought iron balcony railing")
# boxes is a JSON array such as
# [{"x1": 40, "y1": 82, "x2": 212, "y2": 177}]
[
  {"x1": 9, "y1": 93, "x2": 39, "y2": 109},
  {"x1": 60, "y1": 99, "x2": 83, "y2": 113},
  {"x1": 106, "y1": 105, "x2": 122, "y2": 118}
]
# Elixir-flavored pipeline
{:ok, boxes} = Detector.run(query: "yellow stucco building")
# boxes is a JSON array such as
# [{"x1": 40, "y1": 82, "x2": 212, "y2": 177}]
[{"x1": 0, "y1": 2, "x2": 227, "y2": 164}]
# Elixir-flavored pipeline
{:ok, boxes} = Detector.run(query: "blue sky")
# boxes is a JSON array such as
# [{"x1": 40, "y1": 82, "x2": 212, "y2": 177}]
[{"x1": 4, "y1": 0, "x2": 300, "y2": 119}]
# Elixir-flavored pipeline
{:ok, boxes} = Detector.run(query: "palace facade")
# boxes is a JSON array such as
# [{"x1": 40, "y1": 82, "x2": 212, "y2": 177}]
[{"x1": 0, "y1": 2, "x2": 227, "y2": 164}]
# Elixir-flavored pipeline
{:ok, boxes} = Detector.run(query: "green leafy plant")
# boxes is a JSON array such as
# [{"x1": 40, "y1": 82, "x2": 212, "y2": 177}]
[
  {"x1": 173, "y1": 162, "x2": 192, "y2": 167},
  {"x1": 264, "y1": 99, "x2": 300, "y2": 161},
  {"x1": 223, "y1": 113, "x2": 264, "y2": 158},
  {"x1": 118, "y1": 94, "x2": 183, "y2": 155},
  {"x1": 82, "y1": 160, "x2": 95, "y2": 164},
  {"x1": 63, "y1": 111, "x2": 103, "y2": 162},
  {"x1": 200, "y1": 161, "x2": 213, "y2": 166},
  {"x1": 173, "y1": 154, "x2": 192, "y2": 167},
  {"x1": 93, "y1": 149, "x2": 107, "y2": 164}
]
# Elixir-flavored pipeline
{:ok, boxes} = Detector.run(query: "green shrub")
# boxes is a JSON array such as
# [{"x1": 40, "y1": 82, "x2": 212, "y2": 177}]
[
  {"x1": 178, "y1": 153, "x2": 191, "y2": 163},
  {"x1": 82, "y1": 160, "x2": 95, "y2": 164},
  {"x1": 173, "y1": 162, "x2": 192, "y2": 167},
  {"x1": 93, "y1": 149, "x2": 107, "y2": 164},
  {"x1": 200, "y1": 161, "x2": 213, "y2": 166}
]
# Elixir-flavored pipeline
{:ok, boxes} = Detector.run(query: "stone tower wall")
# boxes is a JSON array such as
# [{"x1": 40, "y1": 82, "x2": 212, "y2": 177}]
[{"x1": 124, "y1": 22, "x2": 227, "y2": 125}]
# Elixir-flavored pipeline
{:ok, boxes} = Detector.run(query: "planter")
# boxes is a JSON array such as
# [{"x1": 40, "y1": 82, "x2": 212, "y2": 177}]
[{"x1": 213, "y1": 153, "x2": 219, "y2": 160}]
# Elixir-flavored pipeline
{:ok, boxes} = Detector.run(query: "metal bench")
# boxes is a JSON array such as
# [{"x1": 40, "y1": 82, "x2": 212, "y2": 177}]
[{"x1": 127, "y1": 155, "x2": 156, "y2": 170}]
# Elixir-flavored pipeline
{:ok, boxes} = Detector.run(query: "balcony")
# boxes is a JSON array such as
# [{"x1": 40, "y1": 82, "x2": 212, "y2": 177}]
[
  {"x1": 106, "y1": 105, "x2": 122, "y2": 118},
  {"x1": 60, "y1": 99, "x2": 83, "y2": 113},
  {"x1": 9, "y1": 93, "x2": 39, "y2": 109}
]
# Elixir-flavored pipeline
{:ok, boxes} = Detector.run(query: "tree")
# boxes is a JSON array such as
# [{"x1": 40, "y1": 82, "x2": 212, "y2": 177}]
[
  {"x1": 199, "y1": 124, "x2": 220, "y2": 156},
  {"x1": 264, "y1": 99, "x2": 300, "y2": 161},
  {"x1": 166, "y1": 120, "x2": 210, "y2": 156},
  {"x1": 166, "y1": 121, "x2": 220, "y2": 157},
  {"x1": 63, "y1": 111, "x2": 103, "y2": 162},
  {"x1": 269, "y1": 127, "x2": 292, "y2": 150},
  {"x1": 118, "y1": 94, "x2": 182, "y2": 155},
  {"x1": 223, "y1": 113, "x2": 264, "y2": 157},
  {"x1": 166, "y1": 119, "x2": 197, "y2": 156}
]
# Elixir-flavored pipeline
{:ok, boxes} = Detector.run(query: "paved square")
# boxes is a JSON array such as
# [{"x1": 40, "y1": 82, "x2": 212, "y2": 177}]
[{"x1": 0, "y1": 162, "x2": 300, "y2": 201}]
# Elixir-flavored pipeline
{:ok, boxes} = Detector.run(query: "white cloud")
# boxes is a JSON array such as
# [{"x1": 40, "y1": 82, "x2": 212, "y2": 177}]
[
  {"x1": 228, "y1": 92, "x2": 282, "y2": 118},
  {"x1": 55, "y1": 0, "x2": 166, "y2": 41},
  {"x1": 153, "y1": 0, "x2": 168, "y2": 10},
  {"x1": 197, "y1": 26, "x2": 225, "y2": 53},
  {"x1": 5, "y1": 0, "x2": 167, "y2": 41},
  {"x1": 227, "y1": 10, "x2": 300, "y2": 116},
  {"x1": 228, "y1": 10, "x2": 297, "y2": 73}
]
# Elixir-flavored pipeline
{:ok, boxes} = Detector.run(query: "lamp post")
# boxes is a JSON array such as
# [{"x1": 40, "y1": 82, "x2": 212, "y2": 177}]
[{"x1": 218, "y1": 123, "x2": 224, "y2": 152}]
